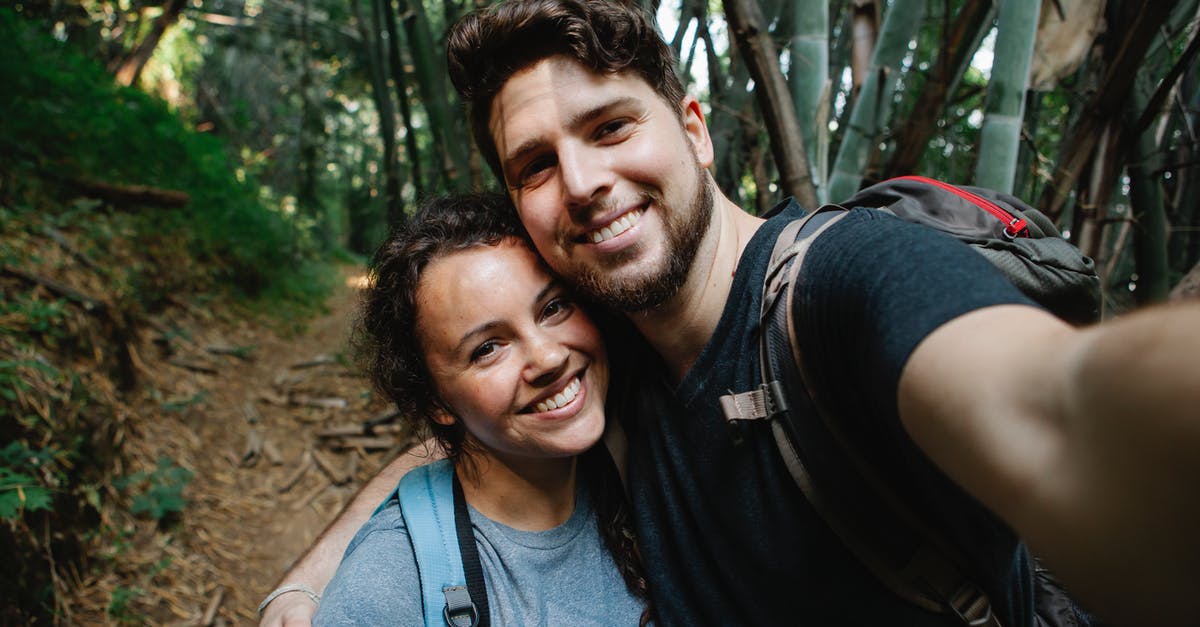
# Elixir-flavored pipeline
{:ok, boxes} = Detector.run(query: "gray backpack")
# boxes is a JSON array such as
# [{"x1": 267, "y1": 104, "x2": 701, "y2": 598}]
[{"x1": 720, "y1": 176, "x2": 1101, "y2": 626}]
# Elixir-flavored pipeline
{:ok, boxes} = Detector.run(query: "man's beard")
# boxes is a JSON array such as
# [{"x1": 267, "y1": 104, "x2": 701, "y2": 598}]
[{"x1": 571, "y1": 163, "x2": 714, "y2": 313}]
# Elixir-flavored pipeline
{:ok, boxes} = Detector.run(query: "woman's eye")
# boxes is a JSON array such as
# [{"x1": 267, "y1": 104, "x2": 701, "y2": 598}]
[
  {"x1": 470, "y1": 340, "x2": 498, "y2": 363},
  {"x1": 542, "y1": 297, "x2": 574, "y2": 321}
]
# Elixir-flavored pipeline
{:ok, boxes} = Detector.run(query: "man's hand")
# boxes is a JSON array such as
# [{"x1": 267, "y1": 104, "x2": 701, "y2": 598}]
[{"x1": 258, "y1": 588, "x2": 318, "y2": 627}]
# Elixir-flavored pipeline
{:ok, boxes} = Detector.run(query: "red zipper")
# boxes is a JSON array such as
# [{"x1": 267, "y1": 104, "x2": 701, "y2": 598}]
[{"x1": 893, "y1": 175, "x2": 1029, "y2": 239}]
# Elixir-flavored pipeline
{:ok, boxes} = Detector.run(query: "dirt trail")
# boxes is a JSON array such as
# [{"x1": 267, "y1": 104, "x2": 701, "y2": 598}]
[{"x1": 73, "y1": 266, "x2": 414, "y2": 625}]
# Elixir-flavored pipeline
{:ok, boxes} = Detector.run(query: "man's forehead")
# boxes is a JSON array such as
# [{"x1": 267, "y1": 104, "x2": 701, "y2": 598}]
[{"x1": 488, "y1": 57, "x2": 657, "y2": 156}]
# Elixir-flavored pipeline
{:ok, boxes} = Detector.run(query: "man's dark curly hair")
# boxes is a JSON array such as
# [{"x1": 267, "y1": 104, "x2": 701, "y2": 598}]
[
  {"x1": 447, "y1": 0, "x2": 687, "y2": 183},
  {"x1": 357, "y1": 192, "x2": 528, "y2": 460}
]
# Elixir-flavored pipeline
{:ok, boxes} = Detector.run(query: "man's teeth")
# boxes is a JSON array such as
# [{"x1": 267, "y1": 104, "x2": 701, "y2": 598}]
[
  {"x1": 533, "y1": 377, "x2": 581, "y2": 413},
  {"x1": 589, "y1": 209, "x2": 643, "y2": 243}
]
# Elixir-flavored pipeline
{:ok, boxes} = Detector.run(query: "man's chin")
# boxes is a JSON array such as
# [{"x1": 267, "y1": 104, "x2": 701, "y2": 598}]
[{"x1": 573, "y1": 265, "x2": 683, "y2": 313}]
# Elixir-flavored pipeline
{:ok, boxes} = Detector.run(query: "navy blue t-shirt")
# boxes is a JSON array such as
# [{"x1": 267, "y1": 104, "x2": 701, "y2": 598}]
[{"x1": 624, "y1": 201, "x2": 1039, "y2": 625}]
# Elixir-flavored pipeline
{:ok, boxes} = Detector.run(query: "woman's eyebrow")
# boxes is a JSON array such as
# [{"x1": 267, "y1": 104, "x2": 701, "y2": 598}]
[
  {"x1": 534, "y1": 280, "x2": 558, "y2": 305},
  {"x1": 453, "y1": 320, "x2": 501, "y2": 355},
  {"x1": 450, "y1": 279, "x2": 560, "y2": 354}
]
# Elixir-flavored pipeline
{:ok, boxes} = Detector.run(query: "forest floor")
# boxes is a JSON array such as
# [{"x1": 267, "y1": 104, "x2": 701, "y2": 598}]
[{"x1": 67, "y1": 266, "x2": 419, "y2": 626}]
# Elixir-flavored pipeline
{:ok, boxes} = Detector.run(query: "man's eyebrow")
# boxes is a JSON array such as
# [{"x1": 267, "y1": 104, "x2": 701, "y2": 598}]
[{"x1": 502, "y1": 96, "x2": 641, "y2": 168}]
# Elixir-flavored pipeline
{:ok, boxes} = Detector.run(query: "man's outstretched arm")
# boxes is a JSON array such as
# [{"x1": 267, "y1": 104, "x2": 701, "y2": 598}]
[
  {"x1": 898, "y1": 302, "x2": 1200, "y2": 626},
  {"x1": 258, "y1": 440, "x2": 442, "y2": 627}
]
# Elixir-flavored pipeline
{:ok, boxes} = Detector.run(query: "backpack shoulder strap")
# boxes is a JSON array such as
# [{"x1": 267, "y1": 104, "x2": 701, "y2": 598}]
[
  {"x1": 398, "y1": 459, "x2": 488, "y2": 627},
  {"x1": 730, "y1": 204, "x2": 1004, "y2": 627},
  {"x1": 718, "y1": 205, "x2": 847, "y2": 423}
]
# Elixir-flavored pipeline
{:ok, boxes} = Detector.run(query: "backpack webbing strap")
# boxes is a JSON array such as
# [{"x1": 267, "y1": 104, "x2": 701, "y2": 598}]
[
  {"x1": 751, "y1": 207, "x2": 1002, "y2": 627},
  {"x1": 719, "y1": 206, "x2": 846, "y2": 424},
  {"x1": 398, "y1": 460, "x2": 486, "y2": 627},
  {"x1": 452, "y1": 470, "x2": 489, "y2": 627}
]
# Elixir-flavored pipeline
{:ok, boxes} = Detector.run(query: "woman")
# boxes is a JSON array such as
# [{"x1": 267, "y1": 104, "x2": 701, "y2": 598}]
[{"x1": 314, "y1": 193, "x2": 649, "y2": 625}]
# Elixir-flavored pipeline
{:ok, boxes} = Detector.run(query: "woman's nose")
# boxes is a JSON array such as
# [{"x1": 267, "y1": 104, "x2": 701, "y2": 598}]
[{"x1": 524, "y1": 336, "x2": 569, "y2": 388}]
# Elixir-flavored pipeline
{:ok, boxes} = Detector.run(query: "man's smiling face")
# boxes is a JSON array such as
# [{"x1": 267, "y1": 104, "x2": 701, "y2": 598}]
[{"x1": 489, "y1": 55, "x2": 715, "y2": 312}]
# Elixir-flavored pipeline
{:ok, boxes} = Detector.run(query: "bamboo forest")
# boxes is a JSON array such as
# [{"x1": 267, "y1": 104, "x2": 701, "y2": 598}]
[{"x1": 2, "y1": 0, "x2": 1198, "y2": 624}]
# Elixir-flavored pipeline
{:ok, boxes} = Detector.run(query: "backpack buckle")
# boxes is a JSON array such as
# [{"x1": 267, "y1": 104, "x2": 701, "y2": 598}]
[
  {"x1": 943, "y1": 581, "x2": 996, "y2": 627},
  {"x1": 442, "y1": 585, "x2": 480, "y2": 627},
  {"x1": 719, "y1": 381, "x2": 789, "y2": 422}
]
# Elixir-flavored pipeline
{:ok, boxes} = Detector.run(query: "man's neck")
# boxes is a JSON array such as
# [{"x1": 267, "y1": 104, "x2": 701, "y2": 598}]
[{"x1": 628, "y1": 188, "x2": 763, "y2": 381}]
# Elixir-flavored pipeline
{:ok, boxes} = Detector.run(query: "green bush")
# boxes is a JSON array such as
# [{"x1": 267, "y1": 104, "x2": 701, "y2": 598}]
[
  {"x1": 0, "y1": 8, "x2": 333, "y2": 304},
  {"x1": 115, "y1": 456, "x2": 194, "y2": 523},
  {"x1": 0, "y1": 442, "x2": 56, "y2": 521}
]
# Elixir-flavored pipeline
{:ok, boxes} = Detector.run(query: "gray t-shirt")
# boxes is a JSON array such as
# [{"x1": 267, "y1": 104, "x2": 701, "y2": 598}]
[{"x1": 315, "y1": 473, "x2": 645, "y2": 626}]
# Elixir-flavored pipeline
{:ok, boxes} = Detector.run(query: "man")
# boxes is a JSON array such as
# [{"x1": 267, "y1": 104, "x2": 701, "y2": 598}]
[{"x1": 261, "y1": 1, "x2": 1200, "y2": 625}]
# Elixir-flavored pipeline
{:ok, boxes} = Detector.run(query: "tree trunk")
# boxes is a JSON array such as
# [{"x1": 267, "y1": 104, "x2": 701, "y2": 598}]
[
  {"x1": 886, "y1": 1, "x2": 994, "y2": 177},
  {"x1": 788, "y1": 0, "x2": 829, "y2": 203},
  {"x1": 724, "y1": 0, "x2": 818, "y2": 208},
  {"x1": 828, "y1": 0, "x2": 926, "y2": 200},
  {"x1": 1167, "y1": 78, "x2": 1200, "y2": 279},
  {"x1": 297, "y1": 0, "x2": 326, "y2": 248},
  {"x1": 974, "y1": 0, "x2": 1040, "y2": 193},
  {"x1": 113, "y1": 0, "x2": 185, "y2": 86},
  {"x1": 1125, "y1": 96, "x2": 1170, "y2": 305},
  {"x1": 1073, "y1": 121, "x2": 1120, "y2": 266},
  {"x1": 709, "y1": 29, "x2": 753, "y2": 199},
  {"x1": 379, "y1": 0, "x2": 424, "y2": 214},
  {"x1": 397, "y1": 0, "x2": 470, "y2": 192},
  {"x1": 1037, "y1": 0, "x2": 1174, "y2": 221},
  {"x1": 848, "y1": 0, "x2": 878, "y2": 94},
  {"x1": 352, "y1": 0, "x2": 401, "y2": 220}
]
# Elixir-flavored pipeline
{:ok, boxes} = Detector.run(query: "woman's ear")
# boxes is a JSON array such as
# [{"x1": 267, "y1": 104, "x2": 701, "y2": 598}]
[{"x1": 431, "y1": 406, "x2": 456, "y2": 427}]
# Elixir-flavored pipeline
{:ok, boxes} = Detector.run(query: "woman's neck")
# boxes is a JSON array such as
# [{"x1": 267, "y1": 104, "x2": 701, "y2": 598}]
[{"x1": 456, "y1": 452, "x2": 578, "y2": 531}]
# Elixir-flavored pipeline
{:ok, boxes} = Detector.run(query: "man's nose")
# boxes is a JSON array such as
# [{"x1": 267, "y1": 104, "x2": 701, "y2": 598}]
[
  {"x1": 524, "y1": 335, "x2": 570, "y2": 388},
  {"x1": 559, "y1": 143, "x2": 612, "y2": 209}
]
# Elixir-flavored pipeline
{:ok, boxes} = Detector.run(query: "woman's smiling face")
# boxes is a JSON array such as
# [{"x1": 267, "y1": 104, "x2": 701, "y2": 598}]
[{"x1": 417, "y1": 238, "x2": 608, "y2": 465}]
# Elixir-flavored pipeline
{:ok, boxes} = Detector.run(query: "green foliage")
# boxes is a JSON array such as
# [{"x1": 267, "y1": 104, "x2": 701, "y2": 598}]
[
  {"x1": 0, "y1": 442, "x2": 57, "y2": 521},
  {"x1": 115, "y1": 456, "x2": 193, "y2": 522},
  {"x1": 160, "y1": 391, "x2": 209, "y2": 413},
  {"x1": 0, "y1": 295, "x2": 71, "y2": 349},
  {"x1": 0, "y1": 9, "x2": 333, "y2": 305},
  {"x1": 107, "y1": 585, "x2": 145, "y2": 625}
]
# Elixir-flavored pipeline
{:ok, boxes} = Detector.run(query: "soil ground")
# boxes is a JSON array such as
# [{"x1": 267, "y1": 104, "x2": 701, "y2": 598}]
[{"x1": 68, "y1": 266, "x2": 418, "y2": 626}]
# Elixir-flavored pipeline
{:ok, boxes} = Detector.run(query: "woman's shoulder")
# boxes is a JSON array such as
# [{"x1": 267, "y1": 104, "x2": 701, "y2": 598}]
[
  {"x1": 343, "y1": 491, "x2": 408, "y2": 555},
  {"x1": 315, "y1": 494, "x2": 421, "y2": 625}
]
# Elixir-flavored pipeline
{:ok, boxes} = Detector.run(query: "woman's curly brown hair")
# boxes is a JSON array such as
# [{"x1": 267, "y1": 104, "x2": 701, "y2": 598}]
[
  {"x1": 356, "y1": 192, "x2": 528, "y2": 460},
  {"x1": 357, "y1": 191, "x2": 653, "y2": 619}
]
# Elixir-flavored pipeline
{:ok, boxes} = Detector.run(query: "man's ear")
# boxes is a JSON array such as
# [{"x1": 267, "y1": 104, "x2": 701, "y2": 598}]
[{"x1": 680, "y1": 95, "x2": 714, "y2": 169}]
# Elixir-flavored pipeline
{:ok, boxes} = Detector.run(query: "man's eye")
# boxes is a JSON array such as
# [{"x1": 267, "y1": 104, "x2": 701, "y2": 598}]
[
  {"x1": 597, "y1": 119, "x2": 630, "y2": 139},
  {"x1": 470, "y1": 340, "x2": 498, "y2": 363},
  {"x1": 518, "y1": 156, "x2": 555, "y2": 186}
]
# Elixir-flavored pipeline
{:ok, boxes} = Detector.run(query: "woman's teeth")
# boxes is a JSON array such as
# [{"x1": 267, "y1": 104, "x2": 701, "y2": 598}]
[
  {"x1": 589, "y1": 209, "x2": 643, "y2": 243},
  {"x1": 533, "y1": 377, "x2": 581, "y2": 413}
]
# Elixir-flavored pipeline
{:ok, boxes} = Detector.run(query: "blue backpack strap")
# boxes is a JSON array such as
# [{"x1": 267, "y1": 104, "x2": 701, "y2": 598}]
[{"x1": 398, "y1": 460, "x2": 484, "y2": 627}]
